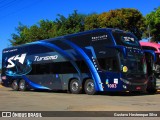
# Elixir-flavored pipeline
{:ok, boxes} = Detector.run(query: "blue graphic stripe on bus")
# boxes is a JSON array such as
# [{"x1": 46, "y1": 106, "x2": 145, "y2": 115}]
[
  {"x1": 4, "y1": 57, "x2": 8, "y2": 68},
  {"x1": 22, "y1": 75, "x2": 50, "y2": 90},
  {"x1": 62, "y1": 39, "x2": 103, "y2": 91},
  {"x1": 109, "y1": 30, "x2": 117, "y2": 45},
  {"x1": 85, "y1": 46, "x2": 96, "y2": 58},
  {"x1": 30, "y1": 41, "x2": 81, "y2": 75}
]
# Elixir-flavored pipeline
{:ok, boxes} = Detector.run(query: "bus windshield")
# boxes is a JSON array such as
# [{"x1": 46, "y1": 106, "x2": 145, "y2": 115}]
[
  {"x1": 120, "y1": 53, "x2": 147, "y2": 74},
  {"x1": 112, "y1": 31, "x2": 140, "y2": 47}
]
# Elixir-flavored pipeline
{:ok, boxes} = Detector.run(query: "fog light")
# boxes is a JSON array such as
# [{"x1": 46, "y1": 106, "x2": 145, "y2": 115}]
[
  {"x1": 123, "y1": 85, "x2": 127, "y2": 89},
  {"x1": 122, "y1": 66, "x2": 128, "y2": 72}
]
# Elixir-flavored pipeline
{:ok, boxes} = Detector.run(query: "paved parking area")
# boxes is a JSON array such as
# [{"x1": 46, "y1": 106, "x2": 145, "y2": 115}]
[{"x1": 0, "y1": 86, "x2": 160, "y2": 119}]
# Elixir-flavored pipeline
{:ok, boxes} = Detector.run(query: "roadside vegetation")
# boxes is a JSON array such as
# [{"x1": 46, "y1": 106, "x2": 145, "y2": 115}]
[{"x1": 9, "y1": 7, "x2": 160, "y2": 46}]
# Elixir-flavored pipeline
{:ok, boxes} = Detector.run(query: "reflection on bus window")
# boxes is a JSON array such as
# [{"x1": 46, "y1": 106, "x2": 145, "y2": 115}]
[{"x1": 98, "y1": 57, "x2": 119, "y2": 72}]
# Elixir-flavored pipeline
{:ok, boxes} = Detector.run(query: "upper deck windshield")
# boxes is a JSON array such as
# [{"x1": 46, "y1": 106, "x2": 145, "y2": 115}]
[{"x1": 112, "y1": 31, "x2": 140, "y2": 47}]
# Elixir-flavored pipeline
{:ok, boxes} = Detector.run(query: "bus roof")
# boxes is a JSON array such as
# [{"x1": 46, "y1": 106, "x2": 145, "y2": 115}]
[
  {"x1": 3, "y1": 28, "x2": 126, "y2": 51},
  {"x1": 140, "y1": 42, "x2": 160, "y2": 53}
]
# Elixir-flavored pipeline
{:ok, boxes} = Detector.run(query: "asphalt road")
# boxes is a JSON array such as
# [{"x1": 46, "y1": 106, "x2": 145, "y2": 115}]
[{"x1": 0, "y1": 86, "x2": 160, "y2": 120}]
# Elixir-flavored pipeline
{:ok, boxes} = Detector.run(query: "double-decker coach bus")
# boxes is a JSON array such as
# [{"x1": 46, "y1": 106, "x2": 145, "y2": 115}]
[
  {"x1": 1, "y1": 28, "x2": 147, "y2": 95},
  {"x1": 140, "y1": 42, "x2": 160, "y2": 93}
]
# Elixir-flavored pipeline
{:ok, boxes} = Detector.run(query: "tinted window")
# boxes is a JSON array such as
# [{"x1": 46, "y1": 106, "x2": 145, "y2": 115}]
[
  {"x1": 98, "y1": 57, "x2": 119, "y2": 72},
  {"x1": 29, "y1": 60, "x2": 90, "y2": 75},
  {"x1": 76, "y1": 61, "x2": 90, "y2": 73},
  {"x1": 112, "y1": 31, "x2": 140, "y2": 47},
  {"x1": 29, "y1": 62, "x2": 77, "y2": 74}
]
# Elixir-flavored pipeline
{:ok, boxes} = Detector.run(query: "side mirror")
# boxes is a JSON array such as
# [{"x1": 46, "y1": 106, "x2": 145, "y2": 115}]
[{"x1": 143, "y1": 50, "x2": 156, "y2": 62}]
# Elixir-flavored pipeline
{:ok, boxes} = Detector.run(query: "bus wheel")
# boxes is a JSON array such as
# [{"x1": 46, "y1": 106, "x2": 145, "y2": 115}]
[
  {"x1": 84, "y1": 79, "x2": 96, "y2": 95},
  {"x1": 19, "y1": 79, "x2": 27, "y2": 91},
  {"x1": 147, "y1": 89, "x2": 157, "y2": 94},
  {"x1": 11, "y1": 80, "x2": 19, "y2": 91},
  {"x1": 70, "y1": 79, "x2": 82, "y2": 94},
  {"x1": 147, "y1": 76, "x2": 157, "y2": 94}
]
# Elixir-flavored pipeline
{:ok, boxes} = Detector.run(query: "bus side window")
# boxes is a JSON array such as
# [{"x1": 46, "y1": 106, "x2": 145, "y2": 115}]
[
  {"x1": 80, "y1": 60, "x2": 89, "y2": 73},
  {"x1": 38, "y1": 64, "x2": 50, "y2": 74},
  {"x1": 29, "y1": 63, "x2": 55, "y2": 75},
  {"x1": 60, "y1": 62, "x2": 77, "y2": 73}
]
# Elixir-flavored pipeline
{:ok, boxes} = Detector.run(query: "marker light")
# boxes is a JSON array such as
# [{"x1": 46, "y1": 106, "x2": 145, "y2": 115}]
[{"x1": 123, "y1": 66, "x2": 128, "y2": 72}]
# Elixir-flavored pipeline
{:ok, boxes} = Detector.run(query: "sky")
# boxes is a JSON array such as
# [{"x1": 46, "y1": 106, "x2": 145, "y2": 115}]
[{"x1": 0, "y1": 0, "x2": 160, "y2": 67}]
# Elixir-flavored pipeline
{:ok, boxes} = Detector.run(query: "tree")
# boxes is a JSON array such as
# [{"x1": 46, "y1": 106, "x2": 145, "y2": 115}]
[
  {"x1": 10, "y1": 11, "x2": 86, "y2": 46},
  {"x1": 145, "y1": 7, "x2": 160, "y2": 42},
  {"x1": 38, "y1": 20, "x2": 56, "y2": 39},
  {"x1": 97, "y1": 8, "x2": 145, "y2": 40},
  {"x1": 10, "y1": 23, "x2": 30, "y2": 46},
  {"x1": 10, "y1": 9, "x2": 146, "y2": 46},
  {"x1": 9, "y1": 20, "x2": 57, "y2": 46},
  {"x1": 84, "y1": 13, "x2": 99, "y2": 30},
  {"x1": 54, "y1": 10, "x2": 86, "y2": 36}
]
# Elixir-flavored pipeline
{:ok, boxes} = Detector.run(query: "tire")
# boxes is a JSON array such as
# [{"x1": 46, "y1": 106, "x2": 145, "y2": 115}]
[
  {"x1": 147, "y1": 76, "x2": 157, "y2": 94},
  {"x1": 147, "y1": 89, "x2": 157, "y2": 94},
  {"x1": 130, "y1": 91, "x2": 142, "y2": 94},
  {"x1": 19, "y1": 79, "x2": 27, "y2": 91},
  {"x1": 11, "y1": 80, "x2": 19, "y2": 91},
  {"x1": 70, "y1": 79, "x2": 82, "y2": 94},
  {"x1": 84, "y1": 79, "x2": 96, "y2": 95}
]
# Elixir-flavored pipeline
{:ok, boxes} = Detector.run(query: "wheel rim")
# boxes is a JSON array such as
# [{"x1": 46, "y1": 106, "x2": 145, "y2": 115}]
[
  {"x1": 12, "y1": 81, "x2": 18, "y2": 90},
  {"x1": 86, "y1": 81, "x2": 94, "y2": 92},
  {"x1": 19, "y1": 82, "x2": 25, "y2": 90},
  {"x1": 71, "y1": 81, "x2": 79, "y2": 91}
]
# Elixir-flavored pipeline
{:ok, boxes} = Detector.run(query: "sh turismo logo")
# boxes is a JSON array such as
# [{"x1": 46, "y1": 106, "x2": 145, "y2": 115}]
[
  {"x1": 34, "y1": 55, "x2": 58, "y2": 62},
  {"x1": 5, "y1": 53, "x2": 32, "y2": 76},
  {"x1": 6, "y1": 53, "x2": 26, "y2": 68}
]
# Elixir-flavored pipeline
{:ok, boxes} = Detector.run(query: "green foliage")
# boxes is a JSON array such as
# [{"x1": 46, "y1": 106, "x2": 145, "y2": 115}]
[
  {"x1": 10, "y1": 23, "x2": 29, "y2": 46},
  {"x1": 98, "y1": 8, "x2": 145, "y2": 40},
  {"x1": 10, "y1": 10, "x2": 86, "y2": 46},
  {"x1": 84, "y1": 13, "x2": 99, "y2": 30},
  {"x1": 38, "y1": 20, "x2": 56, "y2": 39},
  {"x1": 145, "y1": 7, "x2": 160, "y2": 42},
  {"x1": 10, "y1": 8, "x2": 152, "y2": 46},
  {"x1": 9, "y1": 21, "x2": 56, "y2": 45},
  {"x1": 54, "y1": 10, "x2": 86, "y2": 36}
]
